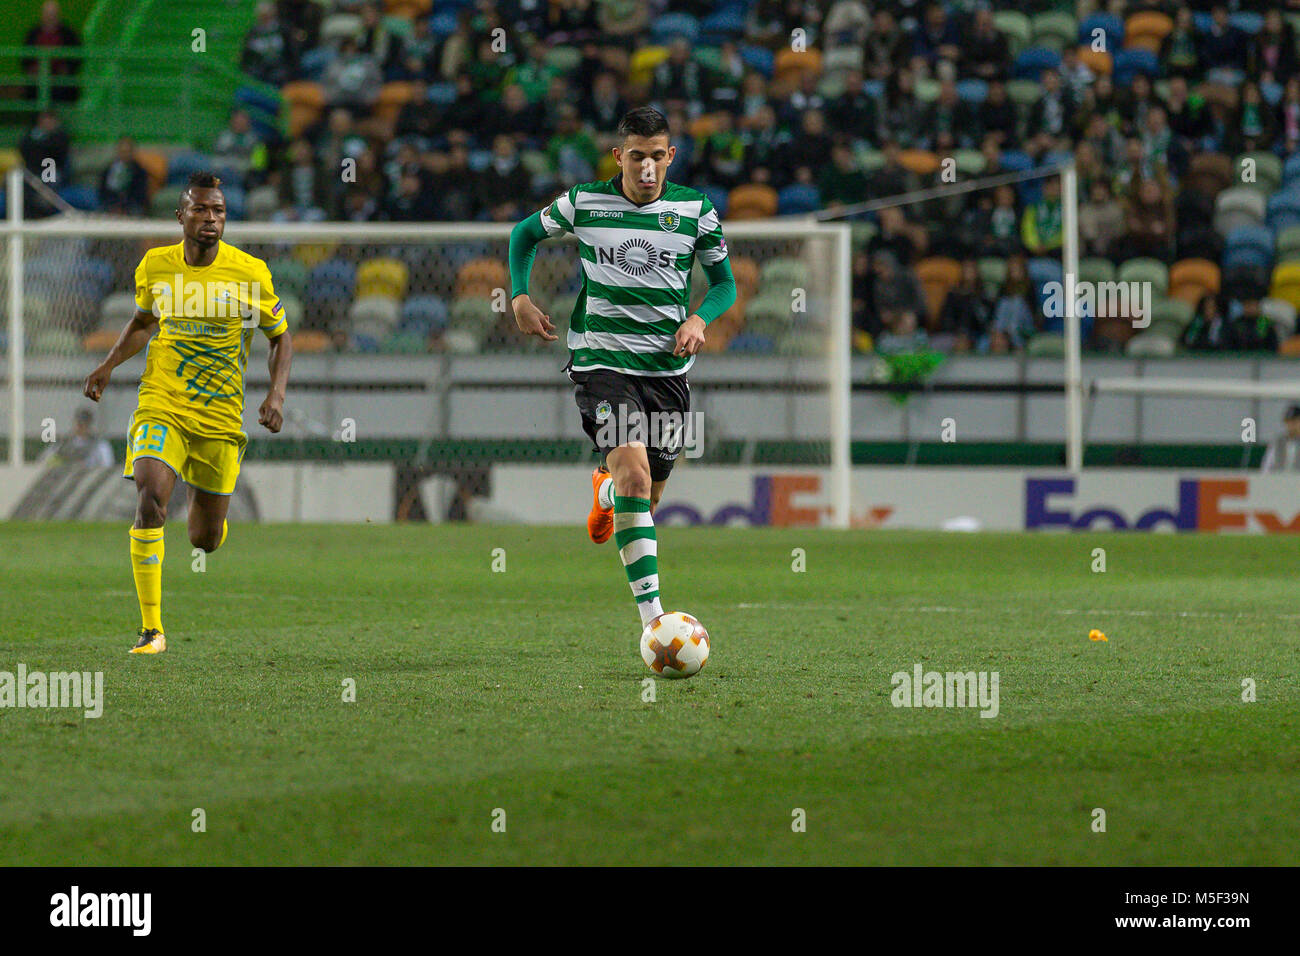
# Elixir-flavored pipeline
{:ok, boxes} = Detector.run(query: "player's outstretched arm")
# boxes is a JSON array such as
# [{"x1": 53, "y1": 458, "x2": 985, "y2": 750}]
[
  {"x1": 674, "y1": 258, "x2": 737, "y2": 357},
  {"x1": 509, "y1": 211, "x2": 558, "y2": 342},
  {"x1": 83, "y1": 308, "x2": 159, "y2": 401},
  {"x1": 258, "y1": 330, "x2": 292, "y2": 433}
]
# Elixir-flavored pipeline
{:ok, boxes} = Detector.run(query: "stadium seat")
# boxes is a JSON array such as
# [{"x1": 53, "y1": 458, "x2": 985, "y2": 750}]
[
  {"x1": 349, "y1": 296, "x2": 401, "y2": 338},
  {"x1": 309, "y1": 259, "x2": 357, "y2": 293},
  {"x1": 1236, "y1": 151, "x2": 1283, "y2": 194},
  {"x1": 374, "y1": 82, "x2": 418, "y2": 126},
  {"x1": 1270, "y1": 263, "x2": 1300, "y2": 311},
  {"x1": 726, "y1": 332, "x2": 776, "y2": 354},
  {"x1": 380, "y1": 330, "x2": 428, "y2": 354},
  {"x1": 1006, "y1": 80, "x2": 1042, "y2": 108},
  {"x1": 773, "y1": 48, "x2": 822, "y2": 85},
  {"x1": 978, "y1": 257, "x2": 1007, "y2": 296},
  {"x1": 1228, "y1": 12, "x2": 1263, "y2": 35},
  {"x1": 916, "y1": 257, "x2": 961, "y2": 324},
  {"x1": 1117, "y1": 257, "x2": 1169, "y2": 297},
  {"x1": 953, "y1": 149, "x2": 986, "y2": 176},
  {"x1": 700, "y1": 7, "x2": 747, "y2": 43},
  {"x1": 777, "y1": 184, "x2": 821, "y2": 215},
  {"x1": 276, "y1": 294, "x2": 302, "y2": 328},
  {"x1": 1078, "y1": 257, "x2": 1117, "y2": 287},
  {"x1": 58, "y1": 185, "x2": 98, "y2": 211},
  {"x1": 1026, "y1": 333, "x2": 1066, "y2": 357},
  {"x1": 999, "y1": 149, "x2": 1034, "y2": 173},
  {"x1": 282, "y1": 81, "x2": 326, "y2": 138},
  {"x1": 30, "y1": 328, "x2": 79, "y2": 355},
  {"x1": 1222, "y1": 264, "x2": 1272, "y2": 300},
  {"x1": 1187, "y1": 153, "x2": 1233, "y2": 198},
  {"x1": 727, "y1": 184, "x2": 777, "y2": 220},
  {"x1": 628, "y1": 46, "x2": 670, "y2": 85},
  {"x1": 1124, "y1": 331, "x2": 1177, "y2": 357},
  {"x1": 1076, "y1": 47, "x2": 1112, "y2": 76},
  {"x1": 320, "y1": 13, "x2": 363, "y2": 45},
  {"x1": 759, "y1": 257, "x2": 806, "y2": 296},
  {"x1": 1030, "y1": 12, "x2": 1077, "y2": 52},
  {"x1": 543, "y1": 45, "x2": 582, "y2": 73},
  {"x1": 1223, "y1": 245, "x2": 1273, "y2": 272},
  {"x1": 700, "y1": 185, "x2": 729, "y2": 218},
  {"x1": 1267, "y1": 194, "x2": 1300, "y2": 233},
  {"x1": 914, "y1": 78, "x2": 941, "y2": 103},
  {"x1": 1213, "y1": 187, "x2": 1267, "y2": 235},
  {"x1": 449, "y1": 297, "x2": 496, "y2": 332},
  {"x1": 744, "y1": 291, "x2": 795, "y2": 338},
  {"x1": 955, "y1": 79, "x2": 988, "y2": 104},
  {"x1": 290, "y1": 330, "x2": 332, "y2": 353},
  {"x1": 993, "y1": 11, "x2": 1031, "y2": 56},
  {"x1": 1276, "y1": 225, "x2": 1300, "y2": 260},
  {"x1": 428, "y1": 12, "x2": 459, "y2": 37},
  {"x1": 1150, "y1": 297, "x2": 1194, "y2": 332},
  {"x1": 293, "y1": 241, "x2": 340, "y2": 270},
  {"x1": 82, "y1": 329, "x2": 118, "y2": 352},
  {"x1": 98, "y1": 292, "x2": 137, "y2": 331},
  {"x1": 738, "y1": 45, "x2": 775, "y2": 77},
  {"x1": 381, "y1": 15, "x2": 415, "y2": 40},
  {"x1": 1122, "y1": 11, "x2": 1173, "y2": 53},
  {"x1": 651, "y1": 12, "x2": 700, "y2": 44},
  {"x1": 1111, "y1": 49, "x2": 1158, "y2": 84},
  {"x1": 133, "y1": 150, "x2": 167, "y2": 196},
  {"x1": 1283, "y1": 154, "x2": 1300, "y2": 188},
  {"x1": 426, "y1": 82, "x2": 457, "y2": 105},
  {"x1": 357, "y1": 257, "x2": 410, "y2": 300},
  {"x1": 1168, "y1": 259, "x2": 1221, "y2": 304},
  {"x1": 166, "y1": 152, "x2": 214, "y2": 185},
  {"x1": 400, "y1": 295, "x2": 449, "y2": 335},
  {"x1": 822, "y1": 45, "x2": 864, "y2": 77},
  {"x1": 1013, "y1": 47, "x2": 1061, "y2": 80},
  {"x1": 1262, "y1": 297, "x2": 1299, "y2": 338},
  {"x1": 854, "y1": 147, "x2": 885, "y2": 174},
  {"x1": 1078, "y1": 13, "x2": 1123, "y2": 49},
  {"x1": 897, "y1": 150, "x2": 940, "y2": 176},
  {"x1": 297, "y1": 46, "x2": 335, "y2": 82},
  {"x1": 455, "y1": 259, "x2": 508, "y2": 299}
]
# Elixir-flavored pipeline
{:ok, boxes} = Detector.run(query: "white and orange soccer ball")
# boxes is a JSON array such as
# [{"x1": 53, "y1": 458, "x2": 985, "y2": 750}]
[{"x1": 640, "y1": 612, "x2": 710, "y2": 679}]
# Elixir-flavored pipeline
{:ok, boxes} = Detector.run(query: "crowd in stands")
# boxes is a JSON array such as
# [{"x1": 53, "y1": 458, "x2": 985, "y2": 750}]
[{"x1": 15, "y1": 0, "x2": 1300, "y2": 358}]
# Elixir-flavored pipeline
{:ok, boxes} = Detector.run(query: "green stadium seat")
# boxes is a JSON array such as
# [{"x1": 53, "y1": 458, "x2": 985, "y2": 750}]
[
  {"x1": 1235, "y1": 151, "x2": 1283, "y2": 194},
  {"x1": 978, "y1": 257, "x2": 1007, "y2": 296},
  {"x1": 544, "y1": 45, "x2": 582, "y2": 72},
  {"x1": 854, "y1": 147, "x2": 885, "y2": 174},
  {"x1": 1007, "y1": 79, "x2": 1042, "y2": 107},
  {"x1": 759, "y1": 257, "x2": 806, "y2": 295},
  {"x1": 914, "y1": 78, "x2": 941, "y2": 103},
  {"x1": 1150, "y1": 297, "x2": 1194, "y2": 330},
  {"x1": 777, "y1": 331, "x2": 823, "y2": 357},
  {"x1": 1125, "y1": 331, "x2": 1177, "y2": 357},
  {"x1": 450, "y1": 297, "x2": 497, "y2": 331},
  {"x1": 743, "y1": 291, "x2": 796, "y2": 337},
  {"x1": 1026, "y1": 333, "x2": 1065, "y2": 357},
  {"x1": 1277, "y1": 225, "x2": 1300, "y2": 259},
  {"x1": 953, "y1": 149, "x2": 986, "y2": 176},
  {"x1": 1030, "y1": 12, "x2": 1077, "y2": 52},
  {"x1": 994, "y1": 12, "x2": 1032, "y2": 56},
  {"x1": 1078, "y1": 257, "x2": 1117, "y2": 286},
  {"x1": 268, "y1": 258, "x2": 308, "y2": 298},
  {"x1": 1117, "y1": 257, "x2": 1169, "y2": 297}
]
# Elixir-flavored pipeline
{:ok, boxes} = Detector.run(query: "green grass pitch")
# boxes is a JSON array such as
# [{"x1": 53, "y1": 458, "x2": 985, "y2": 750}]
[{"x1": 1, "y1": 521, "x2": 1297, "y2": 865}]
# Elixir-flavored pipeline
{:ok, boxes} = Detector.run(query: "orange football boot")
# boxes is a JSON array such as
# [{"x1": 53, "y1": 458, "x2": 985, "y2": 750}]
[{"x1": 587, "y1": 467, "x2": 614, "y2": 544}]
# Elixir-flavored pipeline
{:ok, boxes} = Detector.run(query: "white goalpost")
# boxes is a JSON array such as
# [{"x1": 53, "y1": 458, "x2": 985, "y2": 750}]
[{"x1": 0, "y1": 167, "x2": 853, "y2": 527}]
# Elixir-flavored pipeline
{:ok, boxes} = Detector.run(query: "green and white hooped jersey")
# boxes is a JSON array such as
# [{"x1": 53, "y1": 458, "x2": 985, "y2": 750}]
[{"x1": 540, "y1": 176, "x2": 729, "y2": 377}]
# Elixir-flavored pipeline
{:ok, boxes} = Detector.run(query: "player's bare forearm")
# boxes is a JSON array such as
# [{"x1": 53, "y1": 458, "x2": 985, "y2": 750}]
[
  {"x1": 512, "y1": 293, "x2": 558, "y2": 342},
  {"x1": 259, "y1": 331, "x2": 292, "y2": 433},
  {"x1": 83, "y1": 309, "x2": 157, "y2": 401}
]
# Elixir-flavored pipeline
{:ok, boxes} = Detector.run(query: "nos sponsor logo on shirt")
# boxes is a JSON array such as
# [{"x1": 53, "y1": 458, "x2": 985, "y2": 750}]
[{"x1": 598, "y1": 238, "x2": 676, "y2": 277}]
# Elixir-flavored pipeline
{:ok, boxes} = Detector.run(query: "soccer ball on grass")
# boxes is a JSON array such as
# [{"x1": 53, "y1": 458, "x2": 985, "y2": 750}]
[{"x1": 640, "y1": 611, "x2": 710, "y2": 679}]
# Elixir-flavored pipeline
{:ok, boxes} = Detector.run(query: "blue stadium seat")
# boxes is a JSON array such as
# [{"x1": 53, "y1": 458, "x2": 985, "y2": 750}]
[
  {"x1": 777, "y1": 184, "x2": 821, "y2": 215},
  {"x1": 1192, "y1": 13, "x2": 1214, "y2": 33},
  {"x1": 1222, "y1": 245, "x2": 1272, "y2": 271},
  {"x1": 1268, "y1": 197, "x2": 1300, "y2": 234},
  {"x1": 700, "y1": 7, "x2": 747, "y2": 42},
  {"x1": 701, "y1": 185, "x2": 728, "y2": 218},
  {"x1": 57, "y1": 185, "x2": 99, "y2": 211},
  {"x1": 234, "y1": 85, "x2": 280, "y2": 117},
  {"x1": 429, "y1": 12, "x2": 459, "y2": 37},
  {"x1": 1013, "y1": 47, "x2": 1061, "y2": 80},
  {"x1": 1226, "y1": 224, "x2": 1275, "y2": 256},
  {"x1": 1228, "y1": 12, "x2": 1263, "y2": 35},
  {"x1": 401, "y1": 295, "x2": 449, "y2": 335},
  {"x1": 1077, "y1": 13, "x2": 1123, "y2": 48},
  {"x1": 309, "y1": 259, "x2": 357, "y2": 294},
  {"x1": 166, "y1": 152, "x2": 214, "y2": 185},
  {"x1": 220, "y1": 184, "x2": 246, "y2": 220},
  {"x1": 956, "y1": 79, "x2": 988, "y2": 103},
  {"x1": 427, "y1": 82, "x2": 457, "y2": 105},
  {"x1": 999, "y1": 150, "x2": 1034, "y2": 172},
  {"x1": 652, "y1": 12, "x2": 701, "y2": 44},
  {"x1": 1028, "y1": 257, "x2": 1063, "y2": 290},
  {"x1": 298, "y1": 46, "x2": 335, "y2": 81},
  {"x1": 739, "y1": 45, "x2": 774, "y2": 77},
  {"x1": 1112, "y1": 49, "x2": 1159, "y2": 84},
  {"x1": 727, "y1": 332, "x2": 776, "y2": 354},
  {"x1": 1284, "y1": 154, "x2": 1300, "y2": 187}
]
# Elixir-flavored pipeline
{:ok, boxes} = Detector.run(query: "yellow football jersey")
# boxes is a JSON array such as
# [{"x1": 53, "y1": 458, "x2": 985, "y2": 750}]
[{"x1": 132, "y1": 241, "x2": 288, "y2": 437}]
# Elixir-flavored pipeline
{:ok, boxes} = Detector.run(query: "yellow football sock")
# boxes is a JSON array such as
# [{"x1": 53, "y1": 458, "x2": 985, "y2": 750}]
[
  {"x1": 218, "y1": 519, "x2": 228, "y2": 550},
  {"x1": 129, "y1": 526, "x2": 165, "y2": 632}
]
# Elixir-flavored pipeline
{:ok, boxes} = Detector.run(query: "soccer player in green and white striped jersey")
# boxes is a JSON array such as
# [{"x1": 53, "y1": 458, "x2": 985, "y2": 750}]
[{"x1": 508, "y1": 107, "x2": 737, "y2": 631}]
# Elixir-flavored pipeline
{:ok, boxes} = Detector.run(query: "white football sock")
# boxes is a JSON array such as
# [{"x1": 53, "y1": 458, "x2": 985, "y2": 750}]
[
  {"x1": 639, "y1": 597, "x2": 665, "y2": 627},
  {"x1": 598, "y1": 476, "x2": 615, "y2": 510}
]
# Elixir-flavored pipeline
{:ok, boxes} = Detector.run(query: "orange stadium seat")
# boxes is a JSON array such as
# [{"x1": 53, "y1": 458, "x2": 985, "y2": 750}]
[
  {"x1": 898, "y1": 150, "x2": 940, "y2": 176},
  {"x1": 726, "y1": 184, "x2": 778, "y2": 220},
  {"x1": 134, "y1": 150, "x2": 167, "y2": 196},
  {"x1": 1186, "y1": 152, "x2": 1233, "y2": 197},
  {"x1": 373, "y1": 81, "x2": 418, "y2": 127},
  {"x1": 773, "y1": 48, "x2": 823, "y2": 85},
  {"x1": 384, "y1": 0, "x2": 431, "y2": 15},
  {"x1": 291, "y1": 330, "x2": 333, "y2": 353},
  {"x1": 688, "y1": 113, "x2": 722, "y2": 140},
  {"x1": 1124, "y1": 12, "x2": 1174, "y2": 54},
  {"x1": 915, "y1": 257, "x2": 962, "y2": 326},
  {"x1": 82, "y1": 330, "x2": 118, "y2": 352},
  {"x1": 729, "y1": 256, "x2": 760, "y2": 300},
  {"x1": 1168, "y1": 259, "x2": 1221, "y2": 305},
  {"x1": 282, "y1": 81, "x2": 326, "y2": 139},
  {"x1": 1279, "y1": 335, "x2": 1300, "y2": 357},
  {"x1": 1076, "y1": 47, "x2": 1112, "y2": 75},
  {"x1": 455, "y1": 258, "x2": 509, "y2": 299}
]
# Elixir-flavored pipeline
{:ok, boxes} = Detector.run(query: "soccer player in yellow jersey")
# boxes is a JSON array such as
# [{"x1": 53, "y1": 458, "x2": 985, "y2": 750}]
[{"x1": 83, "y1": 172, "x2": 293, "y2": 654}]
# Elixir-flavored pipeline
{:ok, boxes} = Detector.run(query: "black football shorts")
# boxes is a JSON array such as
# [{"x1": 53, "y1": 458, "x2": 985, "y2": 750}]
[{"x1": 568, "y1": 363, "x2": 691, "y2": 482}]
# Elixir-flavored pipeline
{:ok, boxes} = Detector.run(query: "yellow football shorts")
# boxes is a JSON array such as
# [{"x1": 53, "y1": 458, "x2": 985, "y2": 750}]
[{"x1": 123, "y1": 408, "x2": 248, "y2": 496}]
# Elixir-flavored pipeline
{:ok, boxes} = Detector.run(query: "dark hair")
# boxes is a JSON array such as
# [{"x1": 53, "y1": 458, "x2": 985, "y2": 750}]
[
  {"x1": 181, "y1": 171, "x2": 223, "y2": 205},
  {"x1": 617, "y1": 107, "x2": 669, "y2": 141}
]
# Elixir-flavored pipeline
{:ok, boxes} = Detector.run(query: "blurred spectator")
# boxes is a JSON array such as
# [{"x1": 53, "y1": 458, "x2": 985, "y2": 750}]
[
  {"x1": 863, "y1": 8, "x2": 906, "y2": 81},
  {"x1": 276, "y1": 138, "x2": 327, "y2": 220},
  {"x1": 652, "y1": 39, "x2": 710, "y2": 116},
  {"x1": 937, "y1": 259, "x2": 993, "y2": 352},
  {"x1": 1118, "y1": 176, "x2": 1175, "y2": 262},
  {"x1": 1280, "y1": 76, "x2": 1300, "y2": 156},
  {"x1": 358, "y1": 2, "x2": 405, "y2": 80},
  {"x1": 1233, "y1": 83, "x2": 1275, "y2": 153},
  {"x1": 1162, "y1": 7, "x2": 1199, "y2": 80},
  {"x1": 477, "y1": 135, "x2": 525, "y2": 221},
  {"x1": 213, "y1": 109, "x2": 267, "y2": 187},
  {"x1": 583, "y1": 71, "x2": 628, "y2": 135},
  {"x1": 40, "y1": 409, "x2": 112, "y2": 467},
  {"x1": 988, "y1": 256, "x2": 1037, "y2": 352},
  {"x1": 1228, "y1": 298, "x2": 1278, "y2": 352},
  {"x1": 19, "y1": 110, "x2": 70, "y2": 217},
  {"x1": 1250, "y1": 11, "x2": 1297, "y2": 88},
  {"x1": 323, "y1": 36, "x2": 382, "y2": 111},
  {"x1": 242, "y1": 2, "x2": 292, "y2": 85},
  {"x1": 818, "y1": 141, "x2": 868, "y2": 211},
  {"x1": 869, "y1": 251, "x2": 927, "y2": 352},
  {"x1": 1079, "y1": 179, "x2": 1124, "y2": 259},
  {"x1": 782, "y1": 109, "x2": 832, "y2": 186},
  {"x1": 699, "y1": 111, "x2": 748, "y2": 190},
  {"x1": 869, "y1": 205, "x2": 927, "y2": 266},
  {"x1": 1260, "y1": 405, "x2": 1300, "y2": 472},
  {"x1": 1182, "y1": 294, "x2": 1232, "y2": 351},
  {"x1": 978, "y1": 80, "x2": 1019, "y2": 148},
  {"x1": 1201, "y1": 4, "x2": 1247, "y2": 84},
  {"x1": 909, "y1": 2, "x2": 961, "y2": 74},
  {"x1": 961, "y1": 7, "x2": 1009, "y2": 81},
  {"x1": 22, "y1": 1, "x2": 81, "y2": 103},
  {"x1": 546, "y1": 106, "x2": 599, "y2": 183},
  {"x1": 1021, "y1": 176, "x2": 1064, "y2": 257},
  {"x1": 1026, "y1": 68, "x2": 1074, "y2": 157},
  {"x1": 99, "y1": 137, "x2": 149, "y2": 216}
]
